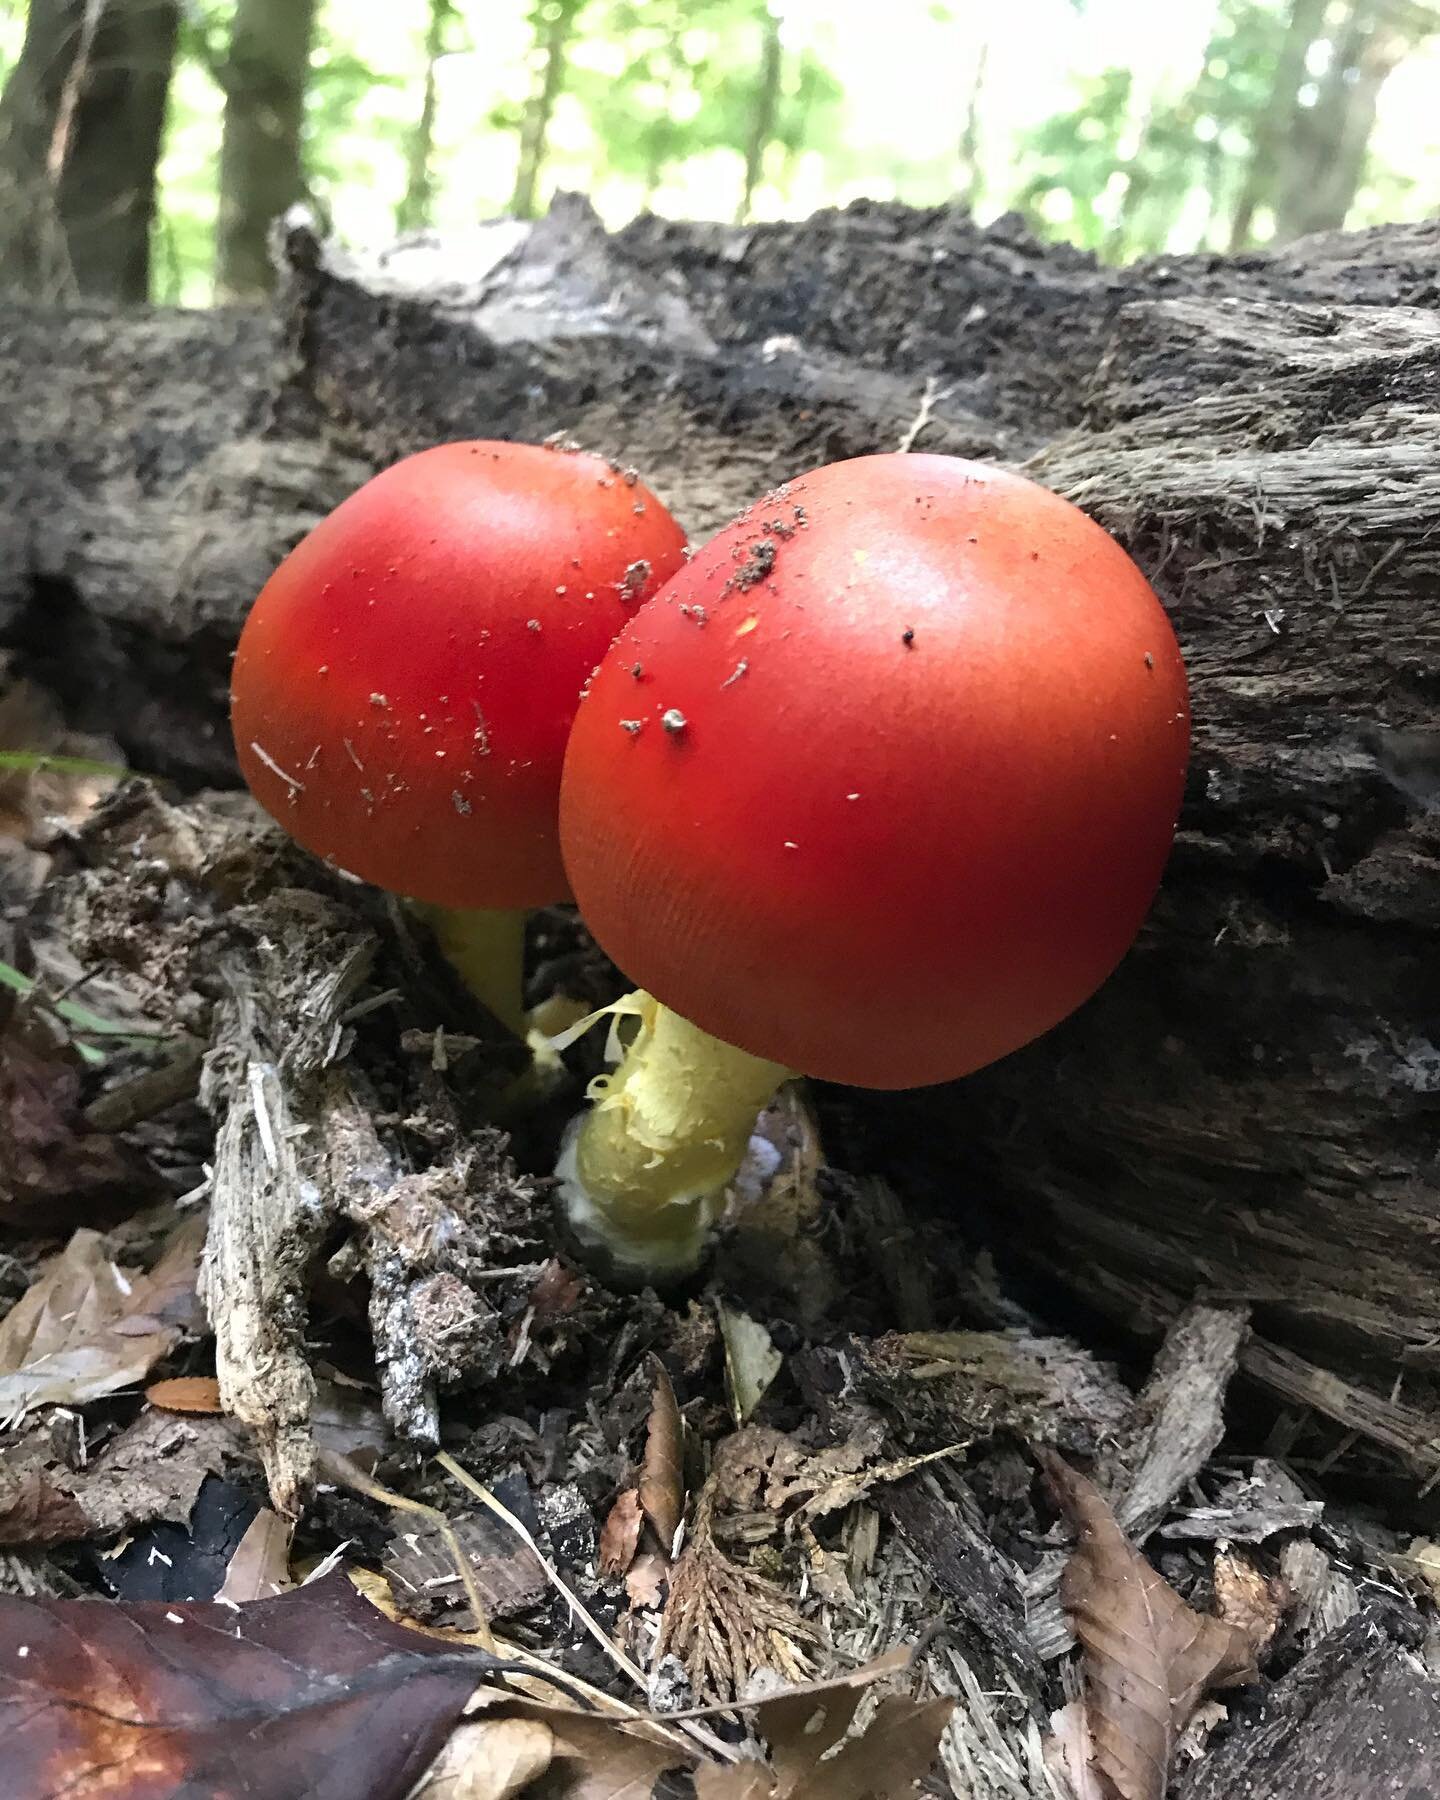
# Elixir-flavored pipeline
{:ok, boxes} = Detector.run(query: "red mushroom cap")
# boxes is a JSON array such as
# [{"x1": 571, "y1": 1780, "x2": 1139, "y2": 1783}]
[
  {"x1": 231, "y1": 440, "x2": 686, "y2": 909},
  {"x1": 559, "y1": 454, "x2": 1190, "y2": 1090}
]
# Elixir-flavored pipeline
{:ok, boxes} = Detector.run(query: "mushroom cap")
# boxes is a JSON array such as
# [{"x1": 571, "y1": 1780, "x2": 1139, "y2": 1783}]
[
  {"x1": 559, "y1": 454, "x2": 1190, "y2": 1090},
  {"x1": 231, "y1": 440, "x2": 686, "y2": 908}
]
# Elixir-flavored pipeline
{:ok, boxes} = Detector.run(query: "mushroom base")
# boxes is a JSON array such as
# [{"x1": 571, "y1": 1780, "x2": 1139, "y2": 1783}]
[
  {"x1": 416, "y1": 903, "x2": 528, "y2": 1038},
  {"x1": 555, "y1": 993, "x2": 791, "y2": 1278}
]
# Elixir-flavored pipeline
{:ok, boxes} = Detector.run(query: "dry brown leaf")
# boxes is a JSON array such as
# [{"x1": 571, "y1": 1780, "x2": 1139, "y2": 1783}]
[
  {"x1": 147, "y1": 1375, "x2": 224, "y2": 1414},
  {"x1": 624, "y1": 1549, "x2": 668, "y2": 1612},
  {"x1": 0, "y1": 1218, "x2": 205, "y2": 1422},
  {"x1": 0, "y1": 1408, "x2": 244, "y2": 1551},
  {"x1": 0, "y1": 1572, "x2": 486, "y2": 1798},
  {"x1": 414, "y1": 1716, "x2": 555, "y2": 1799},
  {"x1": 759, "y1": 1681, "x2": 866, "y2": 1793},
  {"x1": 217, "y1": 1507, "x2": 294, "y2": 1603},
  {"x1": 598, "y1": 1488, "x2": 644, "y2": 1579},
  {"x1": 831, "y1": 1694, "x2": 957, "y2": 1799},
  {"x1": 696, "y1": 1762, "x2": 775, "y2": 1798},
  {"x1": 1042, "y1": 1449, "x2": 1256, "y2": 1800},
  {"x1": 639, "y1": 1360, "x2": 684, "y2": 1554},
  {"x1": 62, "y1": 1407, "x2": 243, "y2": 1542},
  {"x1": 0, "y1": 1032, "x2": 161, "y2": 1230},
  {"x1": 691, "y1": 1662, "x2": 952, "y2": 1800},
  {"x1": 0, "y1": 1464, "x2": 91, "y2": 1547},
  {"x1": 504, "y1": 1647, "x2": 943, "y2": 1800},
  {"x1": 541, "y1": 1710, "x2": 690, "y2": 1797},
  {"x1": 1213, "y1": 1548, "x2": 1285, "y2": 1655},
  {"x1": 672, "y1": 1651, "x2": 951, "y2": 1799},
  {"x1": 777, "y1": 1693, "x2": 955, "y2": 1800}
]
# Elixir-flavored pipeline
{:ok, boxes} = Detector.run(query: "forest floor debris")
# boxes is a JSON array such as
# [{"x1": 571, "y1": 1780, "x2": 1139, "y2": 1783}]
[{"x1": 1, "y1": 773, "x2": 1438, "y2": 1799}]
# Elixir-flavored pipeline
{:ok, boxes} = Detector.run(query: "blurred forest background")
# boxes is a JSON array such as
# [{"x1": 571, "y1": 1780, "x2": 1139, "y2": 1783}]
[{"x1": 0, "y1": 0, "x2": 1437, "y2": 309}]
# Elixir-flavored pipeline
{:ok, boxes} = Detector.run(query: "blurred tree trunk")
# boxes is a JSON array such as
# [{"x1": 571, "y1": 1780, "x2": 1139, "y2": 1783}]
[
  {"x1": 0, "y1": 0, "x2": 180, "y2": 303},
  {"x1": 58, "y1": 0, "x2": 181, "y2": 302},
  {"x1": 1229, "y1": 0, "x2": 1327, "y2": 250},
  {"x1": 736, "y1": 5, "x2": 782, "y2": 224},
  {"x1": 510, "y1": 0, "x2": 584, "y2": 220},
  {"x1": 1272, "y1": 0, "x2": 1435, "y2": 242},
  {"x1": 398, "y1": 0, "x2": 456, "y2": 233},
  {"x1": 0, "y1": 0, "x2": 83, "y2": 298},
  {"x1": 216, "y1": 0, "x2": 319, "y2": 302}
]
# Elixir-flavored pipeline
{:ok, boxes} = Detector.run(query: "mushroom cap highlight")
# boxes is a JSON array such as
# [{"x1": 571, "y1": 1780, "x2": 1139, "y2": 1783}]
[
  {"x1": 559, "y1": 453, "x2": 1190, "y2": 1090},
  {"x1": 231, "y1": 439, "x2": 686, "y2": 908}
]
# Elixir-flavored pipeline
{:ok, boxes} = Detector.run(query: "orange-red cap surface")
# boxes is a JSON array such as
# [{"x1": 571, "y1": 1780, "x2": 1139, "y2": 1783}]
[
  {"x1": 231, "y1": 440, "x2": 686, "y2": 908},
  {"x1": 559, "y1": 454, "x2": 1190, "y2": 1089}
]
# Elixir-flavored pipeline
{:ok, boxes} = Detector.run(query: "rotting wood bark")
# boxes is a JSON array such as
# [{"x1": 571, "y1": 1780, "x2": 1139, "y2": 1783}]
[
  {"x1": 1177, "y1": 1602, "x2": 1440, "y2": 1800},
  {"x1": 1023, "y1": 1304, "x2": 1250, "y2": 1661},
  {"x1": 194, "y1": 884, "x2": 543, "y2": 1507},
  {"x1": 323, "y1": 1073, "x2": 540, "y2": 1450},
  {"x1": 198, "y1": 893, "x2": 378, "y2": 1513},
  {"x1": 2, "y1": 197, "x2": 1438, "y2": 1486}
]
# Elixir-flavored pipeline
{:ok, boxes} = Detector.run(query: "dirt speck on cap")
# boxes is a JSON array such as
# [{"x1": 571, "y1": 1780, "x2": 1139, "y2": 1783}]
[
  {"x1": 731, "y1": 540, "x2": 776, "y2": 593},
  {"x1": 619, "y1": 559, "x2": 652, "y2": 602}
]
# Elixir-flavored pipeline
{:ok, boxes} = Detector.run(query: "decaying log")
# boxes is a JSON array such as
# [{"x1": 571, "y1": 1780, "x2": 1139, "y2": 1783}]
[
  {"x1": 3, "y1": 196, "x2": 1438, "y2": 1478},
  {"x1": 960, "y1": 289, "x2": 1440, "y2": 1433},
  {"x1": 1178, "y1": 1604, "x2": 1440, "y2": 1800}
]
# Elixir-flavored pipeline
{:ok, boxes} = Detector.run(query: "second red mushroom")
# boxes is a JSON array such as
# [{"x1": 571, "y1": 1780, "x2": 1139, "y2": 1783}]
[{"x1": 556, "y1": 453, "x2": 1191, "y2": 1274}]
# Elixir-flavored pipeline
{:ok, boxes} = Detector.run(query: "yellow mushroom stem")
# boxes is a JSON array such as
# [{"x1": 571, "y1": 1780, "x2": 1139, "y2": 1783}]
[
  {"x1": 556, "y1": 991, "x2": 792, "y2": 1275},
  {"x1": 416, "y1": 903, "x2": 529, "y2": 1039}
]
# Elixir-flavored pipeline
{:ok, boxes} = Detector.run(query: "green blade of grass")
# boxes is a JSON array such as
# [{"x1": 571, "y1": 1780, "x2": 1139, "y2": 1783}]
[
  {"x1": 0, "y1": 751, "x2": 129, "y2": 780},
  {"x1": 0, "y1": 959, "x2": 170, "y2": 1050}
]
